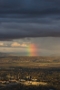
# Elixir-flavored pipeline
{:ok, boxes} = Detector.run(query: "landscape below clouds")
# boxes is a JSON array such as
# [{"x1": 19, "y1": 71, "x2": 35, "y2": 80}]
[{"x1": 0, "y1": 55, "x2": 60, "y2": 68}]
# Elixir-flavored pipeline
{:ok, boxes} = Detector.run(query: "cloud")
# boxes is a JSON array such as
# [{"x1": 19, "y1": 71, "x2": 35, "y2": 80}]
[
  {"x1": 21, "y1": 44, "x2": 27, "y2": 47},
  {"x1": 0, "y1": 47, "x2": 24, "y2": 53},
  {"x1": 0, "y1": 0, "x2": 60, "y2": 40},
  {"x1": 11, "y1": 42, "x2": 27, "y2": 47},
  {"x1": 0, "y1": 37, "x2": 60, "y2": 56},
  {"x1": 0, "y1": 0, "x2": 60, "y2": 14},
  {"x1": 0, "y1": 16, "x2": 60, "y2": 41},
  {"x1": 0, "y1": 42, "x2": 4, "y2": 46},
  {"x1": 11, "y1": 42, "x2": 21, "y2": 47}
]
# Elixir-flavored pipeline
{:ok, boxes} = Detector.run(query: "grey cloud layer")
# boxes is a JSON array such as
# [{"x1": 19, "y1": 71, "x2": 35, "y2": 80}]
[
  {"x1": 0, "y1": 15, "x2": 60, "y2": 40},
  {"x1": 0, "y1": 0, "x2": 60, "y2": 40},
  {"x1": 0, "y1": 0, "x2": 60, "y2": 14}
]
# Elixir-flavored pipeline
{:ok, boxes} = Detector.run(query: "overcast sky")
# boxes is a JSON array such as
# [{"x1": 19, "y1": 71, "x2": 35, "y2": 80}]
[{"x1": 0, "y1": 0, "x2": 60, "y2": 56}]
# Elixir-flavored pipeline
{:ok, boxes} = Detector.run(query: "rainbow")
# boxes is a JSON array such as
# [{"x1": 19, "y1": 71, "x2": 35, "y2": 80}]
[{"x1": 27, "y1": 44, "x2": 37, "y2": 56}]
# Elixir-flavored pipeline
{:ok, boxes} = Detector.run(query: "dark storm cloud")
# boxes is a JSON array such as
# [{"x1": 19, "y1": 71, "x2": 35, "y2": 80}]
[
  {"x1": 0, "y1": 0, "x2": 60, "y2": 40},
  {"x1": 0, "y1": 0, "x2": 60, "y2": 14},
  {"x1": 0, "y1": 16, "x2": 60, "y2": 40}
]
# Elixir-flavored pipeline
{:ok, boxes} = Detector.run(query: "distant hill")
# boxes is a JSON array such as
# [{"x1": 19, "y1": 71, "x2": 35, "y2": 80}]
[
  {"x1": 0, "y1": 52, "x2": 12, "y2": 57},
  {"x1": 0, "y1": 52, "x2": 8, "y2": 57},
  {"x1": 0, "y1": 56, "x2": 60, "y2": 68}
]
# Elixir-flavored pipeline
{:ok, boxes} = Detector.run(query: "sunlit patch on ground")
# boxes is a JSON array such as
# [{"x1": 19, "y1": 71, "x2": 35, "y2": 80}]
[{"x1": 21, "y1": 81, "x2": 47, "y2": 86}]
